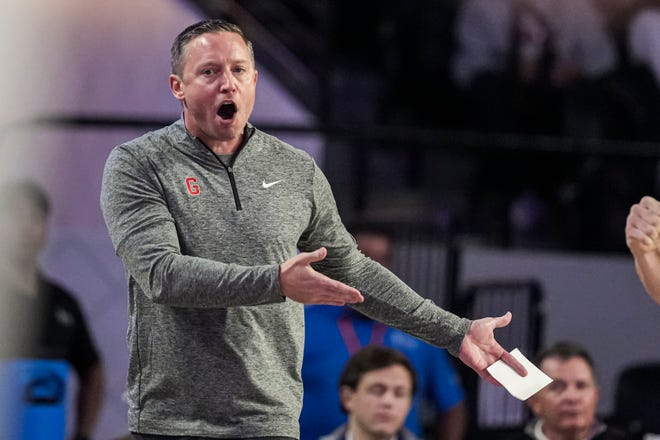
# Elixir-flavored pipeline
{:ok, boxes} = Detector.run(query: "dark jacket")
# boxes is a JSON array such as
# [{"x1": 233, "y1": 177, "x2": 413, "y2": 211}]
[
  {"x1": 511, "y1": 418, "x2": 633, "y2": 440},
  {"x1": 319, "y1": 423, "x2": 421, "y2": 440}
]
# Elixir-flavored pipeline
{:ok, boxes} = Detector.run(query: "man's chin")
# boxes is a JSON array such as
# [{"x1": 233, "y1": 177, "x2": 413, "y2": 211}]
[
  {"x1": 557, "y1": 420, "x2": 590, "y2": 435},
  {"x1": 368, "y1": 422, "x2": 400, "y2": 438},
  {"x1": 210, "y1": 122, "x2": 241, "y2": 139}
]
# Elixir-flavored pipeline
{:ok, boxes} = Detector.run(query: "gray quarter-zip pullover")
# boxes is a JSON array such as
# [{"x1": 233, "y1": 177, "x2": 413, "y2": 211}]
[{"x1": 100, "y1": 119, "x2": 471, "y2": 438}]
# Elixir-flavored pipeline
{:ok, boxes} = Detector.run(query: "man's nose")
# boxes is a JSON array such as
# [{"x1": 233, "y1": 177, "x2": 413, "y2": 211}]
[
  {"x1": 218, "y1": 71, "x2": 235, "y2": 92},
  {"x1": 562, "y1": 385, "x2": 582, "y2": 401},
  {"x1": 379, "y1": 390, "x2": 397, "y2": 406}
]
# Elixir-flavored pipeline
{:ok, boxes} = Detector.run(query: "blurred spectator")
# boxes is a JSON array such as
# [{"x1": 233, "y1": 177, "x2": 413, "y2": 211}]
[
  {"x1": 319, "y1": 345, "x2": 421, "y2": 440},
  {"x1": 452, "y1": 0, "x2": 629, "y2": 248},
  {"x1": 623, "y1": 5, "x2": 660, "y2": 88},
  {"x1": 624, "y1": 6, "x2": 660, "y2": 138},
  {"x1": 525, "y1": 0, "x2": 618, "y2": 138},
  {"x1": 451, "y1": 0, "x2": 525, "y2": 133},
  {"x1": 596, "y1": 0, "x2": 660, "y2": 37},
  {"x1": 328, "y1": 0, "x2": 462, "y2": 128},
  {"x1": 515, "y1": 341, "x2": 632, "y2": 440},
  {"x1": 0, "y1": 180, "x2": 104, "y2": 440},
  {"x1": 591, "y1": 0, "x2": 660, "y2": 141},
  {"x1": 300, "y1": 226, "x2": 467, "y2": 440},
  {"x1": 452, "y1": 0, "x2": 618, "y2": 137}
]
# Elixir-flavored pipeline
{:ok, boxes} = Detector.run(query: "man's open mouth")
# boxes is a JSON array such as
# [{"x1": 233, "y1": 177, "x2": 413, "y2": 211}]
[{"x1": 218, "y1": 102, "x2": 237, "y2": 120}]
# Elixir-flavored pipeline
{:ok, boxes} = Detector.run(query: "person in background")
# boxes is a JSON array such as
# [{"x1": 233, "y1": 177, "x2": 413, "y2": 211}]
[
  {"x1": 452, "y1": 0, "x2": 618, "y2": 136},
  {"x1": 0, "y1": 180, "x2": 105, "y2": 440},
  {"x1": 625, "y1": 195, "x2": 660, "y2": 305},
  {"x1": 301, "y1": 226, "x2": 467, "y2": 440},
  {"x1": 626, "y1": 4, "x2": 660, "y2": 92},
  {"x1": 517, "y1": 341, "x2": 631, "y2": 440},
  {"x1": 452, "y1": 0, "x2": 623, "y2": 250},
  {"x1": 319, "y1": 345, "x2": 421, "y2": 440},
  {"x1": 100, "y1": 18, "x2": 526, "y2": 439}
]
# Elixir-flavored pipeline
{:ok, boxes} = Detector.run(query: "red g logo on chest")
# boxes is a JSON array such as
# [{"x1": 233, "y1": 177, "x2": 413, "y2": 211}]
[{"x1": 185, "y1": 177, "x2": 200, "y2": 196}]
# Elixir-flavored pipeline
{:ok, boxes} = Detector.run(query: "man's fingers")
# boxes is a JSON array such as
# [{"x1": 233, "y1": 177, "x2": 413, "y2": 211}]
[
  {"x1": 500, "y1": 350, "x2": 528, "y2": 377},
  {"x1": 481, "y1": 370, "x2": 504, "y2": 387},
  {"x1": 301, "y1": 268, "x2": 363, "y2": 305},
  {"x1": 323, "y1": 277, "x2": 363, "y2": 303},
  {"x1": 641, "y1": 196, "x2": 660, "y2": 213},
  {"x1": 627, "y1": 228, "x2": 653, "y2": 246},
  {"x1": 306, "y1": 249, "x2": 363, "y2": 303},
  {"x1": 493, "y1": 311, "x2": 512, "y2": 329},
  {"x1": 297, "y1": 247, "x2": 327, "y2": 265},
  {"x1": 492, "y1": 312, "x2": 527, "y2": 376},
  {"x1": 282, "y1": 248, "x2": 365, "y2": 305}
]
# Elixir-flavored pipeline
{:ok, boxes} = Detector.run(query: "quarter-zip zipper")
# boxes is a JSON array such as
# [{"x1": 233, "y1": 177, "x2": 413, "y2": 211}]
[
  {"x1": 203, "y1": 151, "x2": 242, "y2": 211},
  {"x1": 197, "y1": 126, "x2": 254, "y2": 211},
  {"x1": 225, "y1": 164, "x2": 242, "y2": 211},
  {"x1": 210, "y1": 157, "x2": 242, "y2": 211}
]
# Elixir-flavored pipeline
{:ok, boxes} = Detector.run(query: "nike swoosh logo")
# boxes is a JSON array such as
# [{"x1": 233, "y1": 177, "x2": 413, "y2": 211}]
[{"x1": 262, "y1": 179, "x2": 283, "y2": 189}]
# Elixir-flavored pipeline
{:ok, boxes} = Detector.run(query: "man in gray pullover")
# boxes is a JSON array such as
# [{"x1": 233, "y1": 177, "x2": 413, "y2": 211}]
[{"x1": 100, "y1": 19, "x2": 526, "y2": 440}]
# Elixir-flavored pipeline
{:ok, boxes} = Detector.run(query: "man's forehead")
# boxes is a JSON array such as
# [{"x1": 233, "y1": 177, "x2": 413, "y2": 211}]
[
  {"x1": 541, "y1": 356, "x2": 595, "y2": 378},
  {"x1": 359, "y1": 365, "x2": 413, "y2": 385},
  {"x1": 189, "y1": 32, "x2": 247, "y2": 52},
  {"x1": 184, "y1": 33, "x2": 252, "y2": 64}
]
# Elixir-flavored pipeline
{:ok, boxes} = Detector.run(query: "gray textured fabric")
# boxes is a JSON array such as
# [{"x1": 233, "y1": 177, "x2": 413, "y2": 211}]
[{"x1": 100, "y1": 119, "x2": 471, "y2": 438}]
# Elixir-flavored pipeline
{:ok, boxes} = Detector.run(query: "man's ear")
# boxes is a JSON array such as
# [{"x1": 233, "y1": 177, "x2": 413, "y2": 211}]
[
  {"x1": 170, "y1": 74, "x2": 185, "y2": 101},
  {"x1": 339, "y1": 385, "x2": 355, "y2": 413}
]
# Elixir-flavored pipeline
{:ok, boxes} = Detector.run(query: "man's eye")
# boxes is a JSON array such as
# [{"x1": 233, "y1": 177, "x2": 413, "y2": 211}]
[
  {"x1": 367, "y1": 385, "x2": 386, "y2": 396},
  {"x1": 394, "y1": 388, "x2": 409, "y2": 398},
  {"x1": 576, "y1": 381, "x2": 591, "y2": 390},
  {"x1": 202, "y1": 69, "x2": 214, "y2": 75},
  {"x1": 233, "y1": 67, "x2": 246, "y2": 74},
  {"x1": 548, "y1": 381, "x2": 566, "y2": 392}
]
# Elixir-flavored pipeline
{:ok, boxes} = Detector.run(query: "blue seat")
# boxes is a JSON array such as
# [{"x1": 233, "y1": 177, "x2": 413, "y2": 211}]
[{"x1": 0, "y1": 359, "x2": 69, "y2": 440}]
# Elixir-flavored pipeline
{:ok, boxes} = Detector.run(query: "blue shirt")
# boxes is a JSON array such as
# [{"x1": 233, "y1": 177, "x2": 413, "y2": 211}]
[{"x1": 301, "y1": 305, "x2": 465, "y2": 440}]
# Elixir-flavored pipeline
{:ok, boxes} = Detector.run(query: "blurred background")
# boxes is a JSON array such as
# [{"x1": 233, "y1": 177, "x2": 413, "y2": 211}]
[{"x1": 1, "y1": 0, "x2": 659, "y2": 438}]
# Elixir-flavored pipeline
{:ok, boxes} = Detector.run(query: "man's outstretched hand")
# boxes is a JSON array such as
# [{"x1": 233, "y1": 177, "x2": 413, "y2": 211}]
[
  {"x1": 458, "y1": 312, "x2": 528, "y2": 386},
  {"x1": 279, "y1": 247, "x2": 364, "y2": 305}
]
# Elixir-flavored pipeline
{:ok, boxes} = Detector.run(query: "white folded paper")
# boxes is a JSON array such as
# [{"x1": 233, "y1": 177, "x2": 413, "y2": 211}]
[{"x1": 486, "y1": 348, "x2": 553, "y2": 400}]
